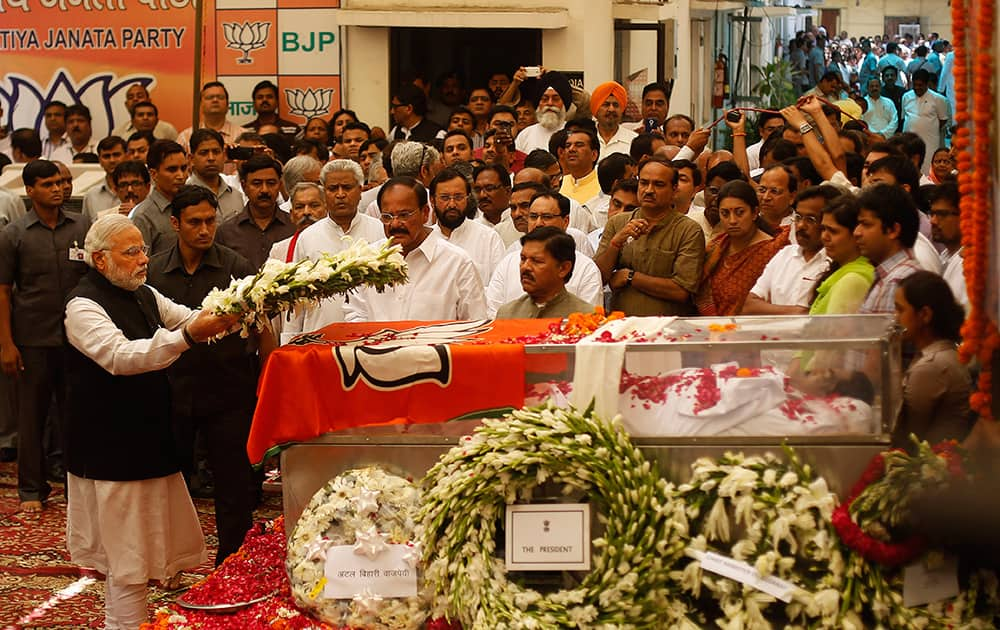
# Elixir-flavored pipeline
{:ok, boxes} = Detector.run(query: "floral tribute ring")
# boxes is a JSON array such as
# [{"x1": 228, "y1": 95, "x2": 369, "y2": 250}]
[
  {"x1": 419, "y1": 402, "x2": 687, "y2": 628},
  {"x1": 669, "y1": 448, "x2": 847, "y2": 628},
  {"x1": 286, "y1": 466, "x2": 429, "y2": 629}
]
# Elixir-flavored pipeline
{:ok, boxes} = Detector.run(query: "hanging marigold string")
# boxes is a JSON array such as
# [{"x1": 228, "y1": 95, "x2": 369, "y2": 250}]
[{"x1": 955, "y1": 0, "x2": 998, "y2": 421}]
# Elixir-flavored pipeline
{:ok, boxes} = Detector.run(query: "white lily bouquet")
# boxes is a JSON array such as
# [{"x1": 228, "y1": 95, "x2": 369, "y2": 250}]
[{"x1": 201, "y1": 239, "x2": 408, "y2": 337}]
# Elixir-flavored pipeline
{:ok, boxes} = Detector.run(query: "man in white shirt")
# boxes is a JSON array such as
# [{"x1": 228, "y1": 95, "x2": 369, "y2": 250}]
[
  {"x1": 176, "y1": 82, "x2": 249, "y2": 150},
  {"x1": 515, "y1": 71, "x2": 572, "y2": 154},
  {"x1": 82, "y1": 136, "x2": 127, "y2": 220},
  {"x1": 901, "y1": 69, "x2": 950, "y2": 173},
  {"x1": 40, "y1": 101, "x2": 74, "y2": 163},
  {"x1": 285, "y1": 160, "x2": 386, "y2": 335},
  {"x1": 268, "y1": 182, "x2": 328, "y2": 262},
  {"x1": 928, "y1": 182, "x2": 968, "y2": 312},
  {"x1": 746, "y1": 113, "x2": 787, "y2": 171},
  {"x1": 863, "y1": 79, "x2": 900, "y2": 138},
  {"x1": 345, "y1": 177, "x2": 486, "y2": 322},
  {"x1": 590, "y1": 81, "x2": 636, "y2": 162},
  {"x1": 487, "y1": 191, "x2": 603, "y2": 317},
  {"x1": 429, "y1": 167, "x2": 505, "y2": 285},
  {"x1": 113, "y1": 83, "x2": 179, "y2": 141},
  {"x1": 743, "y1": 186, "x2": 839, "y2": 314}
]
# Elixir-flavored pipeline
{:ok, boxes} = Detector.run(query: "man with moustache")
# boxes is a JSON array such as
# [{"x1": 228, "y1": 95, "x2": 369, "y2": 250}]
[
  {"x1": 40, "y1": 101, "x2": 74, "y2": 163},
  {"x1": 146, "y1": 185, "x2": 257, "y2": 567},
  {"x1": 515, "y1": 71, "x2": 572, "y2": 154},
  {"x1": 100, "y1": 160, "x2": 151, "y2": 218},
  {"x1": 127, "y1": 131, "x2": 155, "y2": 164},
  {"x1": 595, "y1": 157, "x2": 705, "y2": 316},
  {"x1": 269, "y1": 182, "x2": 328, "y2": 262},
  {"x1": 216, "y1": 155, "x2": 296, "y2": 270},
  {"x1": 486, "y1": 191, "x2": 603, "y2": 317},
  {"x1": 133, "y1": 140, "x2": 191, "y2": 256},
  {"x1": 113, "y1": 83, "x2": 178, "y2": 140},
  {"x1": 65, "y1": 105, "x2": 97, "y2": 156},
  {"x1": 186, "y1": 129, "x2": 244, "y2": 222},
  {"x1": 632, "y1": 82, "x2": 671, "y2": 134},
  {"x1": 472, "y1": 163, "x2": 512, "y2": 228},
  {"x1": 0, "y1": 160, "x2": 90, "y2": 513},
  {"x1": 245, "y1": 80, "x2": 299, "y2": 138},
  {"x1": 496, "y1": 226, "x2": 593, "y2": 319},
  {"x1": 344, "y1": 176, "x2": 486, "y2": 322},
  {"x1": 82, "y1": 136, "x2": 127, "y2": 220},
  {"x1": 756, "y1": 165, "x2": 797, "y2": 232},
  {"x1": 430, "y1": 168, "x2": 505, "y2": 285},
  {"x1": 284, "y1": 160, "x2": 385, "y2": 335},
  {"x1": 559, "y1": 130, "x2": 602, "y2": 207},
  {"x1": 63, "y1": 213, "x2": 238, "y2": 629},
  {"x1": 591, "y1": 81, "x2": 636, "y2": 161}
]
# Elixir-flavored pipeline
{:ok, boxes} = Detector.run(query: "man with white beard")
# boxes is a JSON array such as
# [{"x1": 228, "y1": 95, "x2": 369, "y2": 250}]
[{"x1": 515, "y1": 71, "x2": 573, "y2": 154}]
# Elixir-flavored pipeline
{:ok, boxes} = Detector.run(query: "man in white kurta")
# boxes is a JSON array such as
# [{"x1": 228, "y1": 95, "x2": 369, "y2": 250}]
[
  {"x1": 63, "y1": 215, "x2": 237, "y2": 629},
  {"x1": 345, "y1": 177, "x2": 487, "y2": 322},
  {"x1": 901, "y1": 70, "x2": 950, "y2": 173},
  {"x1": 429, "y1": 168, "x2": 505, "y2": 285},
  {"x1": 283, "y1": 160, "x2": 385, "y2": 336}
]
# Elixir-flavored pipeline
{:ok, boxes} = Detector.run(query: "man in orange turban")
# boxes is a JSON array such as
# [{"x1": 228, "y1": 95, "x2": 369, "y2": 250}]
[{"x1": 589, "y1": 81, "x2": 636, "y2": 161}]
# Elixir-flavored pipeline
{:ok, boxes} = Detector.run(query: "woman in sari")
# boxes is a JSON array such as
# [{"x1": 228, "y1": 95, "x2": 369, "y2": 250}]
[
  {"x1": 810, "y1": 194, "x2": 875, "y2": 315},
  {"x1": 695, "y1": 180, "x2": 788, "y2": 315}
]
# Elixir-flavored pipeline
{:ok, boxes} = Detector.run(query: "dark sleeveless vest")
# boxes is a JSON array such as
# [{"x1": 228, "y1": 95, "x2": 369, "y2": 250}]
[{"x1": 64, "y1": 269, "x2": 179, "y2": 481}]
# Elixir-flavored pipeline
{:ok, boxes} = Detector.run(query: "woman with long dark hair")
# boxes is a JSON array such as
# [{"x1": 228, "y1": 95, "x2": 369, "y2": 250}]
[{"x1": 892, "y1": 270, "x2": 973, "y2": 446}]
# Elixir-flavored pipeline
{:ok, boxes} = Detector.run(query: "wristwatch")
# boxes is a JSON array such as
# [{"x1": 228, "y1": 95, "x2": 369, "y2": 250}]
[
  {"x1": 625, "y1": 269, "x2": 636, "y2": 287},
  {"x1": 798, "y1": 122, "x2": 814, "y2": 135}
]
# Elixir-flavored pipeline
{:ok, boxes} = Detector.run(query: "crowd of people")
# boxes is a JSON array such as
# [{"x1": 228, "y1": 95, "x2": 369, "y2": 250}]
[{"x1": 0, "y1": 24, "x2": 976, "y2": 625}]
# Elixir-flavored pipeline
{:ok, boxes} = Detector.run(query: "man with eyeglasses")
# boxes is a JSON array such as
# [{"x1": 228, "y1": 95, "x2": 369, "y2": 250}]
[
  {"x1": 388, "y1": 84, "x2": 443, "y2": 143},
  {"x1": 743, "y1": 185, "x2": 839, "y2": 315},
  {"x1": 429, "y1": 168, "x2": 505, "y2": 285},
  {"x1": 0, "y1": 160, "x2": 90, "y2": 513},
  {"x1": 100, "y1": 160, "x2": 151, "y2": 218},
  {"x1": 176, "y1": 81, "x2": 248, "y2": 151},
  {"x1": 345, "y1": 176, "x2": 486, "y2": 322},
  {"x1": 756, "y1": 165, "x2": 798, "y2": 233},
  {"x1": 146, "y1": 184, "x2": 258, "y2": 567},
  {"x1": 63, "y1": 213, "x2": 239, "y2": 629},
  {"x1": 486, "y1": 191, "x2": 602, "y2": 318},
  {"x1": 928, "y1": 182, "x2": 968, "y2": 312}
]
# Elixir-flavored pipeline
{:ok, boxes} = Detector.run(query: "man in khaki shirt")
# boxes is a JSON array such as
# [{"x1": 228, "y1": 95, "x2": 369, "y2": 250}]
[{"x1": 595, "y1": 157, "x2": 705, "y2": 316}]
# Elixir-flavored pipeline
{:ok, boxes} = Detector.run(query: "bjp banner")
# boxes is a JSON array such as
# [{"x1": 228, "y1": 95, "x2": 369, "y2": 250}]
[
  {"x1": 199, "y1": 0, "x2": 342, "y2": 128},
  {"x1": 0, "y1": 0, "x2": 198, "y2": 139},
  {"x1": 248, "y1": 319, "x2": 567, "y2": 464}
]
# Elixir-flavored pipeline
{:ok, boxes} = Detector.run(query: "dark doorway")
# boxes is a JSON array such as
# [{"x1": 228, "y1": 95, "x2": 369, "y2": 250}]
[{"x1": 390, "y1": 27, "x2": 542, "y2": 96}]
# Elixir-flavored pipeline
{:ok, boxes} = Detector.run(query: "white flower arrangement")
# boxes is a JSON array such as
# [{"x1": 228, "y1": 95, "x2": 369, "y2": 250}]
[
  {"x1": 669, "y1": 448, "x2": 847, "y2": 628},
  {"x1": 201, "y1": 238, "x2": 407, "y2": 337},
  {"x1": 419, "y1": 402, "x2": 687, "y2": 628},
  {"x1": 286, "y1": 466, "x2": 429, "y2": 629}
]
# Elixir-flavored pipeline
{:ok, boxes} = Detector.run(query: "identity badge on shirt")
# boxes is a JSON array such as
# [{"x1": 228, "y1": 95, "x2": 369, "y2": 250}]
[{"x1": 68, "y1": 246, "x2": 86, "y2": 262}]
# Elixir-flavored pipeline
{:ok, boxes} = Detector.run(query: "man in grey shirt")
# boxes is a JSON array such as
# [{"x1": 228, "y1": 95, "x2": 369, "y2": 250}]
[
  {"x1": 0, "y1": 160, "x2": 90, "y2": 512},
  {"x1": 132, "y1": 139, "x2": 189, "y2": 256}
]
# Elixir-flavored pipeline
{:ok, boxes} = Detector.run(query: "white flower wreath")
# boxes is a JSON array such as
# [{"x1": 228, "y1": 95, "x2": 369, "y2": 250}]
[
  {"x1": 420, "y1": 402, "x2": 688, "y2": 628},
  {"x1": 668, "y1": 448, "x2": 847, "y2": 629},
  {"x1": 286, "y1": 466, "x2": 429, "y2": 629}
]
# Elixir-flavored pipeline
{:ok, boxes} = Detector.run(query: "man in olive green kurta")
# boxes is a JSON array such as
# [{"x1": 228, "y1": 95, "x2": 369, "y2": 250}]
[
  {"x1": 595, "y1": 157, "x2": 705, "y2": 316},
  {"x1": 496, "y1": 226, "x2": 593, "y2": 319}
]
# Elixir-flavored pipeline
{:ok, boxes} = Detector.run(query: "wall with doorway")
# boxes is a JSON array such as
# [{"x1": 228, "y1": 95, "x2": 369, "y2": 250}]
[{"x1": 817, "y1": 1, "x2": 952, "y2": 40}]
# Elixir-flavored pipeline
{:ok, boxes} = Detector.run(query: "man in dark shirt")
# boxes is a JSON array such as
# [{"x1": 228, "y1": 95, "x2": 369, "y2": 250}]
[
  {"x1": 245, "y1": 80, "x2": 300, "y2": 138},
  {"x1": 132, "y1": 139, "x2": 190, "y2": 256},
  {"x1": 0, "y1": 160, "x2": 89, "y2": 512},
  {"x1": 216, "y1": 155, "x2": 296, "y2": 269},
  {"x1": 146, "y1": 185, "x2": 257, "y2": 564}
]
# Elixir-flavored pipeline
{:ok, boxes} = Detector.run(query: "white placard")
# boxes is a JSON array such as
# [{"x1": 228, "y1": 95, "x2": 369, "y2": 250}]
[
  {"x1": 903, "y1": 555, "x2": 959, "y2": 607},
  {"x1": 697, "y1": 550, "x2": 797, "y2": 602},
  {"x1": 505, "y1": 503, "x2": 590, "y2": 571},
  {"x1": 323, "y1": 545, "x2": 417, "y2": 599}
]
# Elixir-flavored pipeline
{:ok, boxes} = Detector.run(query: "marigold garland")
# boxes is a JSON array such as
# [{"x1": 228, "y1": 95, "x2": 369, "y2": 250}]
[{"x1": 955, "y1": 0, "x2": 999, "y2": 421}]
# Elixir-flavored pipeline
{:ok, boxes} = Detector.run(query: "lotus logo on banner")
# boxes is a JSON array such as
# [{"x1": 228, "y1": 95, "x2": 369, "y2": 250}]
[
  {"x1": 285, "y1": 87, "x2": 334, "y2": 119},
  {"x1": 222, "y1": 21, "x2": 270, "y2": 64}
]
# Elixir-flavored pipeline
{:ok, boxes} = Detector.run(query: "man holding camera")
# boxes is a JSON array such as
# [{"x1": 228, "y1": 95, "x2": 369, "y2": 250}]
[{"x1": 473, "y1": 106, "x2": 526, "y2": 173}]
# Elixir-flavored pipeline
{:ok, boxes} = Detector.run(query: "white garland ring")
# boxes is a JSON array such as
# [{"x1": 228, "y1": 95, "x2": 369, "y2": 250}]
[
  {"x1": 286, "y1": 466, "x2": 429, "y2": 629},
  {"x1": 420, "y1": 402, "x2": 687, "y2": 628}
]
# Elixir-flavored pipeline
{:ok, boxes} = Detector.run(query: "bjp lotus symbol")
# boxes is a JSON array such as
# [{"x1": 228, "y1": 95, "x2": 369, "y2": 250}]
[
  {"x1": 285, "y1": 88, "x2": 334, "y2": 119},
  {"x1": 223, "y1": 21, "x2": 270, "y2": 64}
]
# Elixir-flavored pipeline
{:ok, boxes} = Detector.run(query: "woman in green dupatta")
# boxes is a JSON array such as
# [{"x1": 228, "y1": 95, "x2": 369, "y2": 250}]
[{"x1": 810, "y1": 194, "x2": 874, "y2": 315}]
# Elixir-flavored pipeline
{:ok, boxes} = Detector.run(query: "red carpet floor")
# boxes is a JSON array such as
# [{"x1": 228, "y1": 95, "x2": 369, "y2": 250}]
[{"x1": 0, "y1": 461, "x2": 282, "y2": 629}]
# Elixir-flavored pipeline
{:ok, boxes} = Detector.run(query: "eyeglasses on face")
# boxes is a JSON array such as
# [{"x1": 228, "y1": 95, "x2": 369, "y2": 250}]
[
  {"x1": 528, "y1": 213, "x2": 563, "y2": 221},
  {"x1": 379, "y1": 210, "x2": 419, "y2": 223},
  {"x1": 435, "y1": 193, "x2": 469, "y2": 204},
  {"x1": 473, "y1": 184, "x2": 504, "y2": 195},
  {"x1": 107, "y1": 245, "x2": 150, "y2": 258},
  {"x1": 792, "y1": 212, "x2": 821, "y2": 225}
]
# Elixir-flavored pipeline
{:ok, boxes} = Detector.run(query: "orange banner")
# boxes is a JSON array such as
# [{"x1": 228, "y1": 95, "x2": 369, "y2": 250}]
[
  {"x1": 248, "y1": 319, "x2": 562, "y2": 464},
  {"x1": 1, "y1": 0, "x2": 198, "y2": 138}
]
